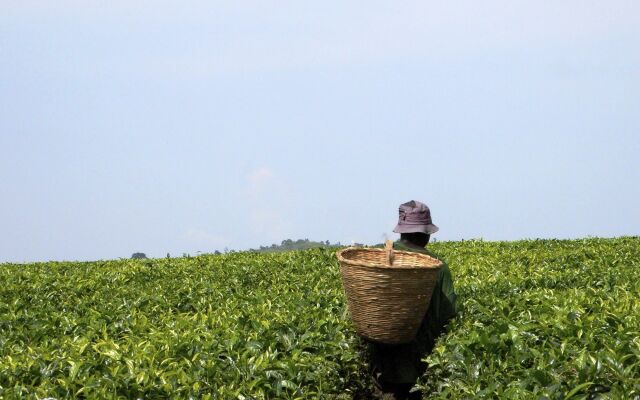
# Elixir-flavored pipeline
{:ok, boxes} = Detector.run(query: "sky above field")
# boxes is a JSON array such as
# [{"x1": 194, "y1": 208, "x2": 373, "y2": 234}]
[{"x1": 1, "y1": 1, "x2": 639, "y2": 262}]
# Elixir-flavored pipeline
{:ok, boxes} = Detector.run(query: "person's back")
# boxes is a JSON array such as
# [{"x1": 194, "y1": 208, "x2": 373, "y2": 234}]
[{"x1": 368, "y1": 200, "x2": 458, "y2": 399}]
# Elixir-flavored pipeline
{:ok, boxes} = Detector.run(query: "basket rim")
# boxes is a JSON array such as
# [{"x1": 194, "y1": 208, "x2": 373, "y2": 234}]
[{"x1": 335, "y1": 246, "x2": 442, "y2": 270}]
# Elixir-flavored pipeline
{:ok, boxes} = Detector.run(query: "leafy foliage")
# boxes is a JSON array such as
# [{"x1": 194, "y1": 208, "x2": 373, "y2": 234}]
[
  {"x1": 0, "y1": 250, "x2": 367, "y2": 399},
  {"x1": 419, "y1": 237, "x2": 640, "y2": 399},
  {"x1": 1, "y1": 237, "x2": 638, "y2": 399}
]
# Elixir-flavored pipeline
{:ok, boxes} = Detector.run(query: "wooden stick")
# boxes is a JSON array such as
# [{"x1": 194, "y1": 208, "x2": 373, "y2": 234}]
[{"x1": 384, "y1": 239, "x2": 394, "y2": 266}]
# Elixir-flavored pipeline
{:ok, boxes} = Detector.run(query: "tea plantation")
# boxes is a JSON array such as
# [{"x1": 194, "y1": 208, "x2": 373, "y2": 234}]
[{"x1": 1, "y1": 237, "x2": 638, "y2": 399}]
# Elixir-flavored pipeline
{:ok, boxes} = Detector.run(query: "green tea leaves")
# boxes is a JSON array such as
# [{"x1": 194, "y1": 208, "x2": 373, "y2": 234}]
[
  {"x1": 418, "y1": 237, "x2": 640, "y2": 399},
  {"x1": 1, "y1": 238, "x2": 638, "y2": 398}
]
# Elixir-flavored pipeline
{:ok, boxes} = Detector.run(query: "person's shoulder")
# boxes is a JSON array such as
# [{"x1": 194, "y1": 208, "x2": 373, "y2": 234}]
[
  {"x1": 417, "y1": 246, "x2": 448, "y2": 267},
  {"x1": 393, "y1": 240, "x2": 429, "y2": 255}
]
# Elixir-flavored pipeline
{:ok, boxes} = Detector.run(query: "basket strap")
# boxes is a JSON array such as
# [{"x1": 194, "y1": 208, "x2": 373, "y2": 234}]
[{"x1": 384, "y1": 240, "x2": 394, "y2": 266}]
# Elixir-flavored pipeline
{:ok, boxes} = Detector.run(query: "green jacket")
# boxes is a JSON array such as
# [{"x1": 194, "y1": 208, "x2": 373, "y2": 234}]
[{"x1": 368, "y1": 241, "x2": 458, "y2": 384}]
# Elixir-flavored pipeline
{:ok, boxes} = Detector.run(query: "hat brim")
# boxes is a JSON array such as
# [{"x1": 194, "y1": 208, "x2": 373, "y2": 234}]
[{"x1": 393, "y1": 223, "x2": 439, "y2": 235}]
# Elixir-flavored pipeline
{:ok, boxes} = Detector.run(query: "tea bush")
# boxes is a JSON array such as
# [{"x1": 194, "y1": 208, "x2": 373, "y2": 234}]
[{"x1": 1, "y1": 237, "x2": 638, "y2": 399}]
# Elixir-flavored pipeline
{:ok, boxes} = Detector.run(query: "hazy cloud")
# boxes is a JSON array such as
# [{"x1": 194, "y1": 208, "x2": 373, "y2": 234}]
[
  {"x1": 5, "y1": 1, "x2": 638, "y2": 79},
  {"x1": 246, "y1": 167, "x2": 275, "y2": 196},
  {"x1": 243, "y1": 166, "x2": 294, "y2": 244}
]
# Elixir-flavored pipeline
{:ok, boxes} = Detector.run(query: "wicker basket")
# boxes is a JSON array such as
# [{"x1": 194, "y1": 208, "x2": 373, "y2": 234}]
[{"x1": 336, "y1": 240, "x2": 442, "y2": 344}]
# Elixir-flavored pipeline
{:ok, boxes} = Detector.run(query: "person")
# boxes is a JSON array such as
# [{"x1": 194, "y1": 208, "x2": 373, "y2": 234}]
[{"x1": 369, "y1": 200, "x2": 458, "y2": 399}]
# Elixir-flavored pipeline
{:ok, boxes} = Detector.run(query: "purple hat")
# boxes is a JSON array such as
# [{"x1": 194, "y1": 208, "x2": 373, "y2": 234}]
[{"x1": 393, "y1": 200, "x2": 439, "y2": 235}]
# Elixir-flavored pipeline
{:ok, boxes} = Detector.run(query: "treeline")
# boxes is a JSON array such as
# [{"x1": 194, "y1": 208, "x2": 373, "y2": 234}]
[
  {"x1": 132, "y1": 239, "x2": 345, "y2": 259},
  {"x1": 250, "y1": 238, "x2": 342, "y2": 253}
]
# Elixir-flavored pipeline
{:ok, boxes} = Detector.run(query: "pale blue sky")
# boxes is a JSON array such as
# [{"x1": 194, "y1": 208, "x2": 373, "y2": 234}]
[{"x1": 1, "y1": 1, "x2": 639, "y2": 262}]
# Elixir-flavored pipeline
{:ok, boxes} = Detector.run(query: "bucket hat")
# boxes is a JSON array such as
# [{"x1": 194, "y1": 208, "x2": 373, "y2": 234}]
[{"x1": 393, "y1": 200, "x2": 439, "y2": 235}]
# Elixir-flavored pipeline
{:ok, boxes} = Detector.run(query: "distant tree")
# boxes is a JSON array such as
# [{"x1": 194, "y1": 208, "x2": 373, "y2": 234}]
[
  {"x1": 131, "y1": 252, "x2": 147, "y2": 259},
  {"x1": 250, "y1": 238, "x2": 343, "y2": 253}
]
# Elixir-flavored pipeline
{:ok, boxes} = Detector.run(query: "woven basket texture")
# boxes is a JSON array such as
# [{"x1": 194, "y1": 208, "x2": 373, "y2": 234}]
[{"x1": 336, "y1": 246, "x2": 442, "y2": 344}]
